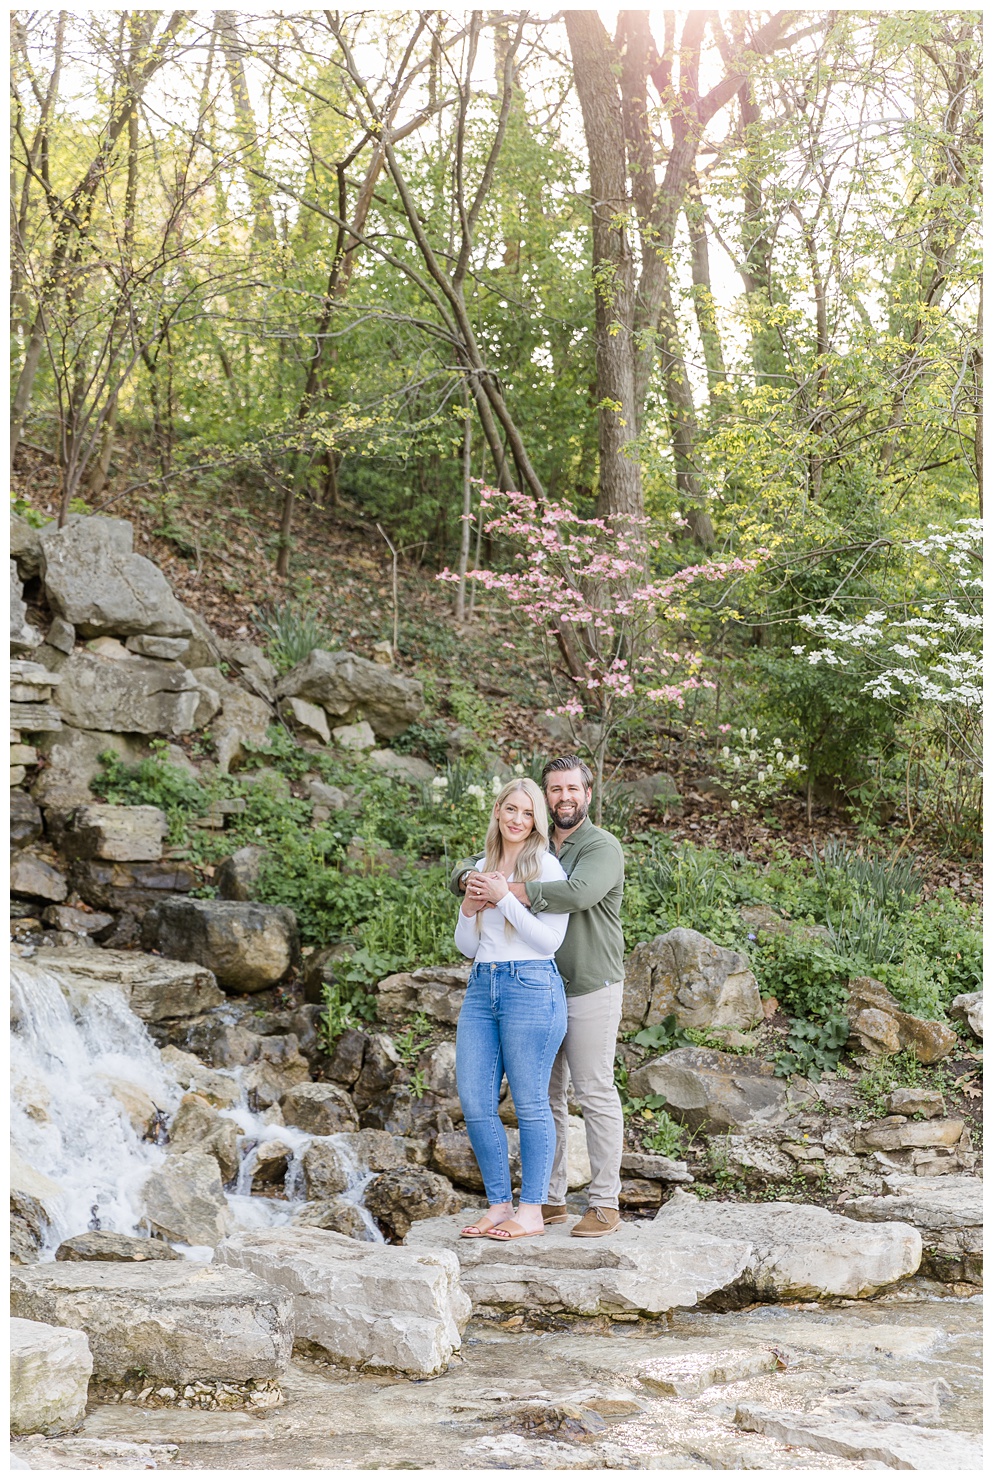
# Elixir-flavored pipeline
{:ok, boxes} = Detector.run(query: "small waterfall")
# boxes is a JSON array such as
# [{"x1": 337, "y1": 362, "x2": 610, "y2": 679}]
[{"x1": 328, "y1": 1132, "x2": 385, "y2": 1242}]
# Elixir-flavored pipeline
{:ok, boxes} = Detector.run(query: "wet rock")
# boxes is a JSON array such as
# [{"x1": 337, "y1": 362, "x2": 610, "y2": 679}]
[
  {"x1": 948, "y1": 990, "x2": 982, "y2": 1041},
  {"x1": 350, "y1": 1033, "x2": 402, "y2": 1108},
  {"x1": 376, "y1": 963, "x2": 471, "y2": 1025},
  {"x1": 813, "y1": 1376, "x2": 953, "y2": 1424},
  {"x1": 280, "y1": 696, "x2": 330, "y2": 744},
  {"x1": 142, "y1": 898, "x2": 298, "y2": 993},
  {"x1": 215, "y1": 845, "x2": 267, "y2": 902},
  {"x1": 637, "y1": 1346, "x2": 780, "y2": 1398},
  {"x1": 620, "y1": 1151, "x2": 694, "y2": 1183},
  {"x1": 216, "y1": 1225, "x2": 469, "y2": 1376},
  {"x1": 143, "y1": 1150, "x2": 232, "y2": 1246},
  {"x1": 11, "y1": 791, "x2": 43, "y2": 848},
  {"x1": 622, "y1": 928, "x2": 762, "y2": 1033},
  {"x1": 843, "y1": 1174, "x2": 983, "y2": 1284},
  {"x1": 734, "y1": 1402, "x2": 982, "y2": 1469},
  {"x1": 46, "y1": 648, "x2": 199, "y2": 736},
  {"x1": 68, "y1": 856, "x2": 197, "y2": 914},
  {"x1": 626, "y1": 1047, "x2": 788, "y2": 1132},
  {"x1": 167, "y1": 1099, "x2": 241, "y2": 1183},
  {"x1": 301, "y1": 1139, "x2": 350, "y2": 1200},
  {"x1": 55, "y1": 1232, "x2": 181, "y2": 1263},
  {"x1": 250, "y1": 1140, "x2": 292, "y2": 1192},
  {"x1": 407, "y1": 1213, "x2": 752, "y2": 1317},
  {"x1": 11, "y1": 851, "x2": 68, "y2": 902},
  {"x1": 886, "y1": 1087, "x2": 946, "y2": 1118},
  {"x1": 160, "y1": 1047, "x2": 241, "y2": 1108},
  {"x1": 654, "y1": 1189, "x2": 921, "y2": 1300},
  {"x1": 282, "y1": 1083, "x2": 358, "y2": 1136},
  {"x1": 10, "y1": 1261, "x2": 292, "y2": 1385},
  {"x1": 11, "y1": 1438, "x2": 180, "y2": 1469},
  {"x1": 10, "y1": 1151, "x2": 63, "y2": 1263},
  {"x1": 10, "y1": 1318, "x2": 92, "y2": 1436},
  {"x1": 365, "y1": 1167, "x2": 462, "y2": 1240},
  {"x1": 292, "y1": 1199, "x2": 372, "y2": 1241},
  {"x1": 240, "y1": 1041, "x2": 312, "y2": 1111},
  {"x1": 94, "y1": 1073, "x2": 162, "y2": 1139},
  {"x1": 33, "y1": 946, "x2": 223, "y2": 1022},
  {"x1": 39, "y1": 516, "x2": 192, "y2": 638},
  {"x1": 847, "y1": 977, "x2": 958, "y2": 1063},
  {"x1": 61, "y1": 804, "x2": 167, "y2": 862},
  {"x1": 276, "y1": 648, "x2": 423, "y2": 738}
]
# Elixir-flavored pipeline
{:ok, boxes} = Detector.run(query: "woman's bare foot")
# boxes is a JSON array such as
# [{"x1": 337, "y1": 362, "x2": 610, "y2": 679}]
[
  {"x1": 461, "y1": 1200, "x2": 514, "y2": 1237},
  {"x1": 501, "y1": 1201, "x2": 544, "y2": 1235}
]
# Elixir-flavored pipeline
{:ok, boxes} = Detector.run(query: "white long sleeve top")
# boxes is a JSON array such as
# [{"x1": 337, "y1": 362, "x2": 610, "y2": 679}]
[{"x1": 454, "y1": 851, "x2": 569, "y2": 962}]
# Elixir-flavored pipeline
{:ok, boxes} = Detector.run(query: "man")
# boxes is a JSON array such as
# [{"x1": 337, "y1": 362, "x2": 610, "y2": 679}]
[{"x1": 452, "y1": 755, "x2": 626, "y2": 1237}]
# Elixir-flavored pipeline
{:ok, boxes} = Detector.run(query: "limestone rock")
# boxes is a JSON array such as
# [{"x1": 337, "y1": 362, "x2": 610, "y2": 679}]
[
  {"x1": 216, "y1": 1225, "x2": 469, "y2": 1376},
  {"x1": 812, "y1": 1377, "x2": 953, "y2": 1425},
  {"x1": 47, "y1": 616, "x2": 76, "y2": 653},
  {"x1": 41, "y1": 905, "x2": 115, "y2": 937},
  {"x1": 62, "y1": 803, "x2": 167, "y2": 862},
  {"x1": 10, "y1": 1150, "x2": 64, "y2": 1263},
  {"x1": 417, "y1": 1041, "x2": 458, "y2": 1098},
  {"x1": 292, "y1": 1199, "x2": 372, "y2": 1241},
  {"x1": 11, "y1": 560, "x2": 43, "y2": 652},
  {"x1": 11, "y1": 512, "x2": 44, "y2": 578},
  {"x1": 620, "y1": 1151, "x2": 694, "y2": 1184},
  {"x1": 10, "y1": 1261, "x2": 292, "y2": 1385},
  {"x1": 350, "y1": 1033, "x2": 402, "y2": 1109},
  {"x1": 626, "y1": 1047, "x2": 788, "y2": 1132},
  {"x1": 855, "y1": 1117, "x2": 965, "y2": 1153},
  {"x1": 431, "y1": 1130, "x2": 483, "y2": 1191},
  {"x1": 10, "y1": 1318, "x2": 92, "y2": 1436},
  {"x1": 364, "y1": 1167, "x2": 462, "y2": 1239},
  {"x1": 843, "y1": 1174, "x2": 983, "y2": 1284},
  {"x1": 277, "y1": 648, "x2": 423, "y2": 738},
  {"x1": 281, "y1": 696, "x2": 330, "y2": 744},
  {"x1": 622, "y1": 928, "x2": 762, "y2": 1033},
  {"x1": 367, "y1": 749, "x2": 437, "y2": 783},
  {"x1": 240, "y1": 1039, "x2": 311, "y2": 1110},
  {"x1": 219, "y1": 640, "x2": 279, "y2": 701},
  {"x1": 180, "y1": 607, "x2": 223, "y2": 669},
  {"x1": 93, "y1": 1073, "x2": 162, "y2": 1139},
  {"x1": 654, "y1": 1190, "x2": 921, "y2": 1300},
  {"x1": 11, "y1": 791, "x2": 43, "y2": 848},
  {"x1": 949, "y1": 990, "x2": 982, "y2": 1040},
  {"x1": 142, "y1": 898, "x2": 298, "y2": 993},
  {"x1": 847, "y1": 977, "x2": 958, "y2": 1063},
  {"x1": 67, "y1": 856, "x2": 197, "y2": 914},
  {"x1": 32, "y1": 947, "x2": 223, "y2": 1022},
  {"x1": 159, "y1": 1047, "x2": 241, "y2": 1108},
  {"x1": 407, "y1": 1213, "x2": 752, "y2": 1317},
  {"x1": 215, "y1": 844, "x2": 267, "y2": 902},
  {"x1": 55, "y1": 1232, "x2": 181, "y2": 1263},
  {"x1": 339, "y1": 1128, "x2": 408, "y2": 1172},
  {"x1": 331, "y1": 719, "x2": 376, "y2": 750},
  {"x1": 301, "y1": 1139, "x2": 350, "y2": 1200},
  {"x1": 45, "y1": 647, "x2": 199, "y2": 736},
  {"x1": 168, "y1": 1095, "x2": 241, "y2": 1183},
  {"x1": 31, "y1": 726, "x2": 148, "y2": 809},
  {"x1": 886, "y1": 1087, "x2": 946, "y2": 1118},
  {"x1": 307, "y1": 778, "x2": 350, "y2": 809},
  {"x1": 376, "y1": 963, "x2": 471, "y2": 1025},
  {"x1": 142, "y1": 1149, "x2": 232, "y2": 1246},
  {"x1": 324, "y1": 1026, "x2": 368, "y2": 1085},
  {"x1": 614, "y1": 773, "x2": 681, "y2": 812},
  {"x1": 39, "y1": 516, "x2": 192, "y2": 638},
  {"x1": 281, "y1": 1083, "x2": 359, "y2": 1136},
  {"x1": 11, "y1": 851, "x2": 68, "y2": 902},
  {"x1": 734, "y1": 1403, "x2": 982, "y2": 1470}
]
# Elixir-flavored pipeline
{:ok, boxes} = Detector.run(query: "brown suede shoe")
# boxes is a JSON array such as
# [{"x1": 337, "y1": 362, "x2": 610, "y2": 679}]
[
  {"x1": 571, "y1": 1206, "x2": 621, "y2": 1238},
  {"x1": 542, "y1": 1204, "x2": 569, "y2": 1225}
]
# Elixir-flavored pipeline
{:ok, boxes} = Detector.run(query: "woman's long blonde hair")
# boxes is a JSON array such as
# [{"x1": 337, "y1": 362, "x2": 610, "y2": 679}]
[{"x1": 477, "y1": 778, "x2": 550, "y2": 937}]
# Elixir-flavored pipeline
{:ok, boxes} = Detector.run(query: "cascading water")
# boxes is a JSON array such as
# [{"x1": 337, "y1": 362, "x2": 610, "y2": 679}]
[{"x1": 10, "y1": 954, "x2": 384, "y2": 1255}]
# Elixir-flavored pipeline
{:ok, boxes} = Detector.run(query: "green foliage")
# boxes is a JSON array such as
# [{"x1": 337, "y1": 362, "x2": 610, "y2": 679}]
[
  {"x1": 809, "y1": 840, "x2": 922, "y2": 912},
  {"x1": 641, "y1": 1110, "x2": 687, "y2": 1158},
  {"x1": 632, "y1": 1014, "x2": 694, "y2": 1054},
  {"x1": 772, "y1": 1013, "x2": 850, "y2": 1082},
  {"x1": 91, "y1": 745, "x2": 207, "y2": 842},
  {"x1": 10, "y1": 493, "x2": 49, "y2": 528},
  {"x1": 320, "y1": 972, "x2": 378, "y2": 1052},
  {"x1": 447, "y1": 681, "x2": 501, "y2": 740},
  {"x1": 855, "y1": 1050, "x2": 956, "y2": 1118},
  {"x1": 394, "y1": 1014, "x2": 433, "y2": 1066},
  {"x1": 825, "y1": 900, "x2": 905, "y2": 964},
  {"x1": 392, "y1": 720, "x2": 452, "y2": 766},
  {"x1": 255, "y1": 599, "x2": 334, "y2": 675},
  {"x1": 753, "y1": 932, "x2": 850, "y2": 1021}
]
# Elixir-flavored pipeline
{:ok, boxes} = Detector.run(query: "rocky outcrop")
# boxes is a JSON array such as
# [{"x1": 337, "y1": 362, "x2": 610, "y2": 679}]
[
  {"x1": 46, "y1": 646, "x2": 199, "y2": 736},
  {"x1": 216, "y1": 1226, "x2": 470, "y2": 1377},
  {"x1": 32, "y1": 947, "x2": 224, "y2": 1023},
  {"x1": 622, "y1": 929, "x2": 762, "y2": 1033},
  {"x1": 846, "y1": 977, "x2": 957, "y2": 1062},
  {"x1": 281, "y1": 1083, "x2": 358, "y2": 1136},
  {"x1": 68, "y1": 856, "x2": 198, "y2": 915},
  {"x1": 142, "y1": 1150, "x2": 232, "y2": 1246},
  {"x1": 277, "y1": 648, "x2": 423, "y2": 738},
  {"x1": 733, "y1": 1402, "x2": 982, "y2": 1470},
  {"x1": 60, "y1": 803, "x2": 167, "y2": 862},
  {"x1": 38, "y1": 516, "x2": 192, "y2": 638},
  {"x1": 843, "y1": 1175, "x2": 983, "y2": 1284},
  {"x1": 406, "y1": 1213, "x2": 752, "y2": 1317},
  {"x1": 364, "y1": 1167, "x2": 462, "y2": 1239},
  {"x1": 376, "y1": 963, "x2": 471, "y2": 1025},
  {"x1": 31, "y1": 727, "x2": 148, "y2": 809},
  {"x1": 949, "y1": 990, "x2": 982, "y2": 1041},
  {"x1": 10, "y1": 1261, "x2": 292, "y2": 1386},
  {"x1": 626, "y1": 1046, "x2": 789, "y2": 1132},
  {"x1": 142, "y1": 898, "x2": 299, "y2": 993},
  {"x1": 653, "y1": 1190, "x2": 922, "y2": 1301},
  {"x1": 10, "y1": 1318, "x2": 93, "y2": 1436}
]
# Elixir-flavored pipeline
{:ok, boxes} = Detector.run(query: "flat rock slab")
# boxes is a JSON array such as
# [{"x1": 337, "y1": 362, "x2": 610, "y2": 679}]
[
  {"x1": 62, "y1": 804, "x2": 168, "y2": 863},
  {"x1": 842, "y1": 1175, "x2": 983, "y2": 1283},
  {"x1": 11, "y1": 1438, "x2": 179, "y2": 1470},
  {"x1": 216, "y1": 1226, "x2": 470, "y2": 1377},
  {"x1": 654, "y1": 1191, "x2": 922, "y2": 1300},
  {"x1": 735, "y1": 1403, "x2": 983, "y2": 1470},
  {"x1": 627, "y1": 1046, "x2": 789, "y2": 1132},
  {"x1": 405, "y1": 1213, "x2": 751, "y2": 1316},
  {"x1": 10, "y1": 1262, "x2": 292, "y2": 1386},
  {"x1": 10, "y1": 1318, "x2": 93, "y2": 1436},
  {"x1": 32, "y1": 946, "x2": 224, "y2": 1021}
]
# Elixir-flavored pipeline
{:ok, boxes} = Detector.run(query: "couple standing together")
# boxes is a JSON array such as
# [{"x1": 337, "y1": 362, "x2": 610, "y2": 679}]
[{"x1": 450, "y1": 756, "x2": 625, "y2": 1242}]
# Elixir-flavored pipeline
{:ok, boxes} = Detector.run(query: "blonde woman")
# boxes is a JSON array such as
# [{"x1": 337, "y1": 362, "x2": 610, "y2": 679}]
[{"x1": 455, "y1": 777, "x2": 569, "y2": 1241}]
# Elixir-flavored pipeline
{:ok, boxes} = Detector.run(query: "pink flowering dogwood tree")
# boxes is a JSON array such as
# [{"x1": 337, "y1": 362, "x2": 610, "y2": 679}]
[{"x1": 439, "y1": 487, "x2": 760, "y2": 819}]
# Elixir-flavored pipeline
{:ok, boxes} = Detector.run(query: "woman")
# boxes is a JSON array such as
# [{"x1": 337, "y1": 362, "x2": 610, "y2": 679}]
[{"x1": 454, "y1": 777, "x2": 568, "y2": 1241}]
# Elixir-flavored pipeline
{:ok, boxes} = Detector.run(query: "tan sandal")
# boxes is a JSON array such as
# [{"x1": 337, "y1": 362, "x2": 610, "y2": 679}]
[
  {"x1": 460, "y1": 1211, "x2": 511, "y2": 1239},
  {"x1": 484, "y1": 1218, "x2": 545, "y2": 1241}
]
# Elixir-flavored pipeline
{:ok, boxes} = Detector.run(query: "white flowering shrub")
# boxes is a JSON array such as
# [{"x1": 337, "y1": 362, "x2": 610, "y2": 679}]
[{"x1": 715, "y1": 728, "x2": 806, "y2": 811}]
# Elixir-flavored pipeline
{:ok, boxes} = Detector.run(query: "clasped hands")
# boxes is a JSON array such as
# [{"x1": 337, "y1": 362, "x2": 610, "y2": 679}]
[{"x1": 461, "y1": 870, "x2": 529, "y2": 915}]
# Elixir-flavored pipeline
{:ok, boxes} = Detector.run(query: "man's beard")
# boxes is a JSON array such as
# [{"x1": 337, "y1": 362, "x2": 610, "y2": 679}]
[{"x1": 550, "y1": 798, "x2": 589, "y2": 830}]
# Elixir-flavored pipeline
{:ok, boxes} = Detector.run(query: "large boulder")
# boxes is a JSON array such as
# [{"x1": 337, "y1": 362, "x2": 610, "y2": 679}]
[
  {"x1": 31, "y1": 726, "x2": 148, "y2": 809},
  {"x1": 376, "y1": 963, "x2": 471, "y2": 1025},
  {"x1": 842, "y1": 1175, "x2": 983, "y2": 1285},
  {"x1": 32, "y1": 947, "x2": 224, "y2": 1023},
  {"x1": 43, "y1": 647, "x2": 199, "y2": 736},
  {"x1": 61, "y1": 803, "x2": 167, "y2": 862},
  {"x1": 277, "y1": 649, "x2": 423, "y2": 738},
  {"x1": 622, "y1": 928, "x2": 763, "y2": 1033},
  {"x1": 406, "y1": 1213, "x2": 752, "y2": 1318},
  {"x1": 653, "y1": 1190, "x2": 921, "y2": 1301},
  {"x1": 68, "y1": 856, "x2": 198, "y2": 915},
  {"x1": 11, "y1": 512, "x2": 44, "y2": 578},
  {"x1": 626, "y1": 1047, "x2": 789, "y2": 1132},
  {"x1": 281, "y1": 1083, "x2": 358, "y2": 1136},
  {"x1": 10, "y1": 1261, "x2": 292, "y2": 1386},
  {"x1": 301, "y1": 1139, "x2": 350, "y2": 1200},
  {"x1": 39, "y1": 516, "x2": 192, "y2": 638},
  {"x1": 141, "y1": 1149, "x2": 232, "y2": 1246},
  {"x1": 846, "y1": 977, "x2": 958, "y2": 1063},
  {"x1": 142, "y1": 898, "x2": 298, "y2": 993},
  {"x1": 10, "y1": 1318, "x2": 92, "y2": 1436},
  {"x1": 363, "y1": 1167, "x2": 462, "y2": 1240},
  {"x1": 216, "y1": 1226, "x2": 470, "y2": 1377}
]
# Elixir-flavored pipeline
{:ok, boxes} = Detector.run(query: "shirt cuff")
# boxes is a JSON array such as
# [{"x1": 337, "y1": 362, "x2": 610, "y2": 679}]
[{"x1": 525, "y1": 881, "x2": 545, "y2": 914}]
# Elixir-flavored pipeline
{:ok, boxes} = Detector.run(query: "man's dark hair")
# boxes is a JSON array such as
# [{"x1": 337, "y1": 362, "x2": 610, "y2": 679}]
[{"x1": 541, "y1": 755, "x2": 594, "y2": 790}]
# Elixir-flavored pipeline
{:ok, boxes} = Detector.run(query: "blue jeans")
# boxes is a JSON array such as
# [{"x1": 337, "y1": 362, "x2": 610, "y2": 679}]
[{"x1": 455, "y1": 959, "x2": 567, "y2": 1206}]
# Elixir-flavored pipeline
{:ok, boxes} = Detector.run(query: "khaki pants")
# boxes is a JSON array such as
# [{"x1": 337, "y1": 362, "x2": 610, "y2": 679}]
[{"x1": 546, "y1": 980, "x2": 624, "y2": 1208}]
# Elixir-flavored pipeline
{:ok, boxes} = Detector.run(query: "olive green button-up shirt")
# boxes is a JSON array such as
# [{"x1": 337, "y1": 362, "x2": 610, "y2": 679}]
[{"x1": 449, "y1": 817, "x2": 625, "y2": 998}]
